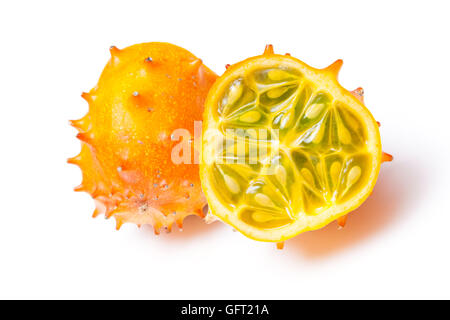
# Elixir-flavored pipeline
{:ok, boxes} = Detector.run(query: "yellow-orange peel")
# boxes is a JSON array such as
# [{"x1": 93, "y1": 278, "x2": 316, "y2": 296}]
[{"x1": 70, "y1": 42, "x2": 217, "y2": 233}]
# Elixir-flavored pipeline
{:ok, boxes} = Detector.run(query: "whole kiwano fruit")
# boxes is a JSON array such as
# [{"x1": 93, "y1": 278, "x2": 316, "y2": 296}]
[{"x1": 69, "y1": 42, "x2": 217, "y2": 233}]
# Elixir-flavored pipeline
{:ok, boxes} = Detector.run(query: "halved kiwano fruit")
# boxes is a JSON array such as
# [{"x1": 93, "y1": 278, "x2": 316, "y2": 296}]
[{"x1": 200, "y1": 45, "x2": 392, "y2": 243}]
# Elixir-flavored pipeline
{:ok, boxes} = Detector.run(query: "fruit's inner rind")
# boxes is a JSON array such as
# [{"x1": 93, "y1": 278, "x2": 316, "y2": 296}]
[{"x1": 204, "y1": 66, "x2": 373, "y2": 230}]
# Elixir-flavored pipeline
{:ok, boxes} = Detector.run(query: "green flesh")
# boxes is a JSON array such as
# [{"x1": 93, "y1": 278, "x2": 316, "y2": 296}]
[{"x1": 207, "y1": 67, "x2": 372, "y2": 230}]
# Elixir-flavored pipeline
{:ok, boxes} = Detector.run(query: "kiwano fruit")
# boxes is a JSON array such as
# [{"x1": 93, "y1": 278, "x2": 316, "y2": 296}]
[
  {"x1": 69, "y1": 42, "x2": 217, "y2": 233},
  {"x1": 200, "y1": 45, "x2": 392, "y2": 247}
]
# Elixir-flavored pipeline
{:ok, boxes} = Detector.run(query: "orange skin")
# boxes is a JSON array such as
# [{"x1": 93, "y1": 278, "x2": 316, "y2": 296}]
[{"x1": 69, "y1": 42, "x2": 217, "y2": 233}]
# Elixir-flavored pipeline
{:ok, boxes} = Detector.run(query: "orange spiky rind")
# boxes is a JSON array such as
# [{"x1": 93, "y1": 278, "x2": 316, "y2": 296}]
[
  {"x1": 67, "y1": 153, "x2": 82, "y2": 165},
  {"x1": 189, "y1": 58, "x2": 203, "y2": 71},
  {"x1": 81, "y1": 92, "x2": 93, "y2": 103},
  {"x1": 263, "y1": 44, "x2": 274, "y2": 55},
  {"x1": 71, "y1": 42, "x2": 218, "y2": 232},
  {"x1": 323, "y1": 59, "x2": 343, "y2": 77},
  {"x1": 92, "y1": 208, "x2": 101, "y2": 218},
  {"x1": 73, "y1": 184, "x2": 85, "y2": 192},
  {"x1": 337, "y1": 215, "x2": 348, "y2": 229},
  {"x1": 115, "y1": 218, "x2": 123, "y2": 231},
  {"x1": 382, "y1": 152, "x2": 393, "y2": 163},
  {"x1": 76, "y1": 132, "x2": 93, "y2": 145},
  {"x1": 69, "y1": 119, "x2": 82, "y2": 130},
  {"x1": 109, "y1": 46, "x2": 122, "y2": 66},
  {"x1": 109, "y1": 45, "x2": 120, "y2": 56},
  {"x1": 351, "y1": 87, "x2": 365, "y2": 103}
]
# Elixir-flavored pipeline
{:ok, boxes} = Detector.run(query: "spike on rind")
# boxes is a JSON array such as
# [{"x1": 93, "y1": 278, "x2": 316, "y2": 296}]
[
  {"x1": 337, "y1": 215, "x2": 348, "y2": 228},
  {"x1": 67, "y1": 154, "x2": 81, "y2": 165},
  {"x1": 324, "y1": 59, "x2": 343, "y2": 76},
  {"x1": 89, "y1": 190, "x2": 99, "y2": 199},
  {"x1": 69, "y1": 119, "x2": 81, "y2": 128},
  {"x1": 105, "y1": 209, "x2": 115, "y2": 219},
  {"x1": 74, "y1": 184, "x2": 85, "y2": 192},
  {"x1": 382, "y1": 152, "x2": 393, "y2": 163},
  {"x1": 196, "y1": 208, "x2": 206, "y2": 219},
  {"x1": 264, "y1": 44, "x2": 274, "y2": 55},
  {"x1": 71, "y1": 114, "x2": 92, "y2": 132},
  {"x1": 115, "y1": 218, "x2": 123, "y2": 230},
  {"x1": 92, "y1": 208, "x2": 100, "y2": 218},
  {"x1": 70, "y1": 117, "x2": 89, "y2": 131},
  {"x1": 225, "y1": 64, "x2": 231, "y2": 70},
  {"x1": 76, "y1": 132, "x2": 93, "y2": 145},
  {"x1": 276, "y1": 242, "x2": 285, "y2": 250},
  {"x1": 81, "y1": 92, "x2": 92, "y2": 103},
  {"x1": 109, "y1": 46, "x2": 120, "y2": 56},
  {"x1": 189, "y1": 58, "x2": 203, "y2": 72},
  {"x1": 109, "y1": 46, "x2": 122, "y2": 65},
  {"x1": 351, "y1": 87, "x2": 364, "y2": 103}
]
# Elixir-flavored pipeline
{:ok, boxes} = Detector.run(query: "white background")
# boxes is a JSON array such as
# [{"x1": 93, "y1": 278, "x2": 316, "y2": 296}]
[{"x1": 1, "y1": 0, "x2": 449, "y2": 299}]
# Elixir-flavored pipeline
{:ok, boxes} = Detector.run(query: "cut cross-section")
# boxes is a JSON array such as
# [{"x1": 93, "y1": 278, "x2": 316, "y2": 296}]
[{"x1": 200, "y1": 45, "x2": 387, "y2": 242}]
